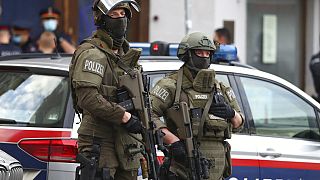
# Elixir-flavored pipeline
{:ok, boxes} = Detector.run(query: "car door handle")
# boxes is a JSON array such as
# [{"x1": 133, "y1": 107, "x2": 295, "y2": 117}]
[{"x1": 259, "y1": 149, "x2": 282, "y2": 158}]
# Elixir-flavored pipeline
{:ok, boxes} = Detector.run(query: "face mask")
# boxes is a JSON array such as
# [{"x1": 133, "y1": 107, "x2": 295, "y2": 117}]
[
  {"x1": 102, "y1": 15, "x2": 128, "y2": 49},
  {"x1": 187, "y1": 51, "x2": 211, "y2": 70},
  {"x1": 12, "y1": 35, "x2": 22, "y2": 44},
  {"x1": 43, "y1": 19, "x2": 58, "y2": 32}
]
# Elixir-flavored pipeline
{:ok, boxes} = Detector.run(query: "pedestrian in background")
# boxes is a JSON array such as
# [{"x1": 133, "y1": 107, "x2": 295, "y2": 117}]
[
  {"x1": 310, "y1": 35, "x2": 320, "y2": 102},
  {"x1": 39, "y1": 6, "x2": 75, "y2": 54},
  {"x1": 36, "y1": 31, "x2": 56, "y2": 54},
  {"x1": 0, "y1": 23, "x2": 21, "y2": 56},
  {"x1": 12, "y1": 21, "x2": 37, "y2": 53},
  {"x1": 214, "y1": 28, "x2": 232, "y2": 45}
]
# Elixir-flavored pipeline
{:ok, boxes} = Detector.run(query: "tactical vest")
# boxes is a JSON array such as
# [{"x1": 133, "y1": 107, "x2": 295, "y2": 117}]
[
  {"x1": 165, "y1": 68, "x2": 232, "y2": 141},
  {"x1": 69, "y1": 37, "x2": 143, "y2": 171}
]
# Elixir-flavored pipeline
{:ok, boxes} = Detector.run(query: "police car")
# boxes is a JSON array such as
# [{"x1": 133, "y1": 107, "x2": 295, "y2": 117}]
[
  {"x1": 0, "y1": 42, "x2": 319, "y2": 180},
  {"x1": 0, "y1": 149, "x2": 23, "y2": 180}
]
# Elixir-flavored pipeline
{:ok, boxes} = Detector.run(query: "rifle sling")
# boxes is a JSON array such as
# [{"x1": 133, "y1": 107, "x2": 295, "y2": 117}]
[{"x1": 197, "y1": 93, "x2": 214, "y2": 140}]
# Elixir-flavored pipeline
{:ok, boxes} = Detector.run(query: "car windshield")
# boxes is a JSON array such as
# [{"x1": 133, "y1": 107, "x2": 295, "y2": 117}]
[{"x1": 0, "y1": 71, "x2": 69, "y2": 127}]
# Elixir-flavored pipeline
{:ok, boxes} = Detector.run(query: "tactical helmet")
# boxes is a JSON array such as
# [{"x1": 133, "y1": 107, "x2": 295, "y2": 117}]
[
  {"x1": 177, "y1": 32, "x2": 218, "y2": 61},
  {"x1": 93, "y1": 0, "x2": 140, "y2": 25}
]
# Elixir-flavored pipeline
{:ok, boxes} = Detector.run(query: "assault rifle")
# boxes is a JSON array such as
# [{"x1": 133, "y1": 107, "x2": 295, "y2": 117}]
[
  {"x1": 118, "y1": 69, "x2": 166, "y2": 180},
  {"x1": 167, "y1": 102, "x2": 212, "y2": 179}
]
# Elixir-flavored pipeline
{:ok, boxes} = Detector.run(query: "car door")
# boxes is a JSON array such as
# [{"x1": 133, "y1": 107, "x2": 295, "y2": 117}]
[
  {"x1": 237, "y1": 75, "x2": 320, "y2": 180},
  {"x1": 220, "y1": 73, "x2": 261, "y2": 180}
]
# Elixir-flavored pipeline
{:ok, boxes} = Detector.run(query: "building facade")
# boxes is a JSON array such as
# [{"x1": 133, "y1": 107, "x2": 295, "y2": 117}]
[{"x1": 149, "y1": 0, "x2": 320, "y2": 96}]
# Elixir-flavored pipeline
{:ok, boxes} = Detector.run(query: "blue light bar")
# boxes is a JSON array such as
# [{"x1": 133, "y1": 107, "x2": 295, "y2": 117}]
[
  {"x1": 213, "y1": 45, "x2": 239, "y2": 62},
  {"x1": 129, "y1": 42, "x2": 178, "y2": 56},
  {"x1": 129, "y1": 42, "x2": 150, "y2": 56},
  {"x1": 169, "y1": 44, "x2": 178, "y2": 56}
]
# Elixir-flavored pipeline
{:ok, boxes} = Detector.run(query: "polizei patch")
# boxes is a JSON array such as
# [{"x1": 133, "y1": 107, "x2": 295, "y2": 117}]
[
  {"x1": 83, "y1": 60, "x2": 105, "y2": 77},
  {"x1": 152, "y1": 85, "x2": 169, "y2": 101}
]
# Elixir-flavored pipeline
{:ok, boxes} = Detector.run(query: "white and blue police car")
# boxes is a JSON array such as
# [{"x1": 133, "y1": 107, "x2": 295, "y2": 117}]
[{"x1": 0, "y1": 43, "x2": 319, "y2": 180}]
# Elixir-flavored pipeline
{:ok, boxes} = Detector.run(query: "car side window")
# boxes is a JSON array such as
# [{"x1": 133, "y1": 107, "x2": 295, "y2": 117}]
[
  {"x1": 240, "y1": 76, "x2": 320, "y2": 141},
  {"x1": 216, "y1": 74, "x2": 230, "y2": 87}
]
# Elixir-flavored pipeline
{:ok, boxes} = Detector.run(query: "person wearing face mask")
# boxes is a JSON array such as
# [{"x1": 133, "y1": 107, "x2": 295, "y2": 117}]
[
  {"x1": 0, "y1": 23, "x2": 21, "y2": 56},
  {"x1": 39, "y1": 6, "x2": 75, "y2": 54},
  {"x1": 150, "y1": 32, "x2": 244, "y2": 179},
  {"x1": 11, "y1": 21, "x2": 36, "y2": 53},
  {"x1": 69, "y1": 1, "x2": 143, "y2": 179}
]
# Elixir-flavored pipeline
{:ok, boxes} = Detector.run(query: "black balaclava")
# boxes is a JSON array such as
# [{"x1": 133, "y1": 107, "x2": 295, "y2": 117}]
[
  {"x1": 102, "y1": 15, "x2": 128, "y2": 49},
  {"x1": 185, "y1": 50, "x2": 211, "y2": 77}
]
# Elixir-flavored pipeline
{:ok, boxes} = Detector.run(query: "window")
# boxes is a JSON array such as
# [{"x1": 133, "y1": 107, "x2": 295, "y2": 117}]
[
  {"x1": 0, "y1": 72, "x2": 69, "y2": 128},
  {"x1": 240, "y1": 77, "x2": 320, "y2": 141}
]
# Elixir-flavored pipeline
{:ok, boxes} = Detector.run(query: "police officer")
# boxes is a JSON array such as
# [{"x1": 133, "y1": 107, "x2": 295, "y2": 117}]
[
  {"x1": 11, "y1": 21, "x2": 37, "y2": 53},
  {"x1": 310, "y1": 40, "x2": 320, "y2": 102},
  {"x1": 0, "y1": 24, "x2": 21, "y2": 56},
  {"x1": 151, "y1": 32, "x2": 244, "y2": 180},
  {"x1": 39, "y1": 6, "x2": 75, "y2": 53},
  {"x1": 69, "y1": 0, "x2": 143, "y2": 179}
]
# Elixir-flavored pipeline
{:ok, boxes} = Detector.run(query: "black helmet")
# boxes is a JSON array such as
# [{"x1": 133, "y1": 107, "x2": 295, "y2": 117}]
[{"x1": 93, "y1": 0, "x2": 140, "y2": 26}]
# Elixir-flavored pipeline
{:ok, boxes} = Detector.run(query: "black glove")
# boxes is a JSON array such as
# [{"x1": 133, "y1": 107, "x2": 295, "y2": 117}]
[
  {"x1": 121, "y1": 115, "x2": 143, "y2": 134},
  {"x1": 209, "y1": 102, "x2": 235, "y2": 119},
  {"x1": 170, "y1": 141, "x2": 186, "y2": 164}
]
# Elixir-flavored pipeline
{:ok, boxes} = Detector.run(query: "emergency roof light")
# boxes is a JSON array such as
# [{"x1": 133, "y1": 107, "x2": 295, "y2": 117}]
[
  {"x1": 150, "y1": 41, "x2": 169, "y2": 56},
  {"x1": 212, "y1": 44, "x2": 239, "y2": 63},
  {"x1": 129, "y1": 41, "x2": 178, "y2": 56}
]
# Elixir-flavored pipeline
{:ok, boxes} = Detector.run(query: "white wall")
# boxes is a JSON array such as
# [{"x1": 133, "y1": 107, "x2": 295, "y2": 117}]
[
  {"x1": 149, "y1": 0, "x2": 247, "y2": 63},
  {"x1": 305, "y1": 0, "x2": 320, "y2": 95},
  {"x1": 212, "y1": 0, "x2": 247, "y2": 63},
  {"x1": 149, "y1": 0, "x2": 185, "y2": 43}
]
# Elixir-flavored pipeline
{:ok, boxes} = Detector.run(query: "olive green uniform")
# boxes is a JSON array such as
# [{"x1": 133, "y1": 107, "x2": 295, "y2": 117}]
[
  {"x1": 151, "y1": 66, "x2": 244, "y2": 180},
  {"x1": 69, "y1": 29, "x2": 141, "y2": 179}
]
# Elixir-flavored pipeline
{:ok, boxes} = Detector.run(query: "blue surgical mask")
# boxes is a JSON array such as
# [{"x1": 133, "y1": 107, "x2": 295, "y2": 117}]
[
  {"x1": 43, "y1": 19, "x2": 58, "y2": 32},
  {"x1": 12, "y1": 35, "x2": 22, "y2": 44}
]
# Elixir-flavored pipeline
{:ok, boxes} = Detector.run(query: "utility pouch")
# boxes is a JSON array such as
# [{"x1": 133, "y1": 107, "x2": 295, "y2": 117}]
[
  {"x1": 224, "y1": 123, "x2": 232, "y2": 139},
  {"x1": 190, "y1": 108, "x2": 203, "y2": 136},
  {"x1": 204, "y1": 116, "x2": 228, "y2": 138},
  {"x1": 101, "y1": 85, "x2": 117, "y2": 102},
  {"x1": 223, "y1": 141, "x2": 232, "y2": 178},
  {"x1": 114, "y1": 127, "x2": 142, "y2": 171}
]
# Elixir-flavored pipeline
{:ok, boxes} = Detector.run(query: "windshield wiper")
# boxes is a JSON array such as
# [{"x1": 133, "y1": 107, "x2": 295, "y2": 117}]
[
  {"x1": 0, "y1": 118, "x2": 17, "y2": 124},
  {"x1": 0, "y1": 118, "x2": 30, "y2": 125}
]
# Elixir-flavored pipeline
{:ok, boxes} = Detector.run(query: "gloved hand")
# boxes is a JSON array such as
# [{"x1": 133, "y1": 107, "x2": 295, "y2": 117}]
[
  {"x1": 170, "y1": 141, "x2": 186, "y2": 164},
  {"x1": 121, "y1": 115, "x2": 143, "y2": 134},
  {"x1": 209, "y1": 102, "x2": 235, "y2": 119}
]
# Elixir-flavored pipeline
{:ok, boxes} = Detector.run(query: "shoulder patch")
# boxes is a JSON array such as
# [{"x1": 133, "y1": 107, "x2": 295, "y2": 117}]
[
  {"x1": 226, "y1": 88, "x2": 236, "y2": 102},
  {"x1": 152, "y1": 85, "x2": 170, "y2": 102},
  {"x1": 82, "y1": 59, "x2": 105, "y2": 77}
]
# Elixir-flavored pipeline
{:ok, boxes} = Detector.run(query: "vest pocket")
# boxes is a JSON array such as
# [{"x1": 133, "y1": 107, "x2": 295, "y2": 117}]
[
  {"x1": 204, "y1": 118, "x2": 228, "y2": 138},
  {"x1": 222, "y1": 141, "x2": 232, "y2": 178},
  {"x1": 114, "y1": 127, "x2": 142, "y2": 170}
]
